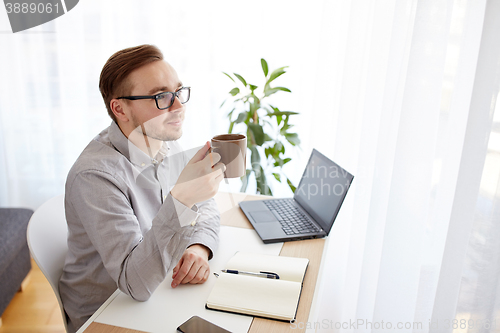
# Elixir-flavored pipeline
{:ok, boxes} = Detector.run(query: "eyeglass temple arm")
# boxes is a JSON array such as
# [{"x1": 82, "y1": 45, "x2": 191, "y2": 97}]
[{"x1": 117, "y1": 96, "x2": 155, "y2": 100}]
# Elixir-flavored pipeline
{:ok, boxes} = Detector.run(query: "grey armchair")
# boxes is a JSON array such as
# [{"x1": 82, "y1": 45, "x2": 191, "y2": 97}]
[{"x1": 0, "y1": 208, "x2": 33, "y2": 320}]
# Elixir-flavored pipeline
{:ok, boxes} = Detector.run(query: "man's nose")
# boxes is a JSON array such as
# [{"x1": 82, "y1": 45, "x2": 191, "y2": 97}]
[{"x1": 169, "y1": 96, "x2": 183, "y2": 111}]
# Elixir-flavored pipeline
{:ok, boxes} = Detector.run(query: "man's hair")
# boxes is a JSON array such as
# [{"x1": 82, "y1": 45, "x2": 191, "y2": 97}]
[{"x1": 99, "y1": 44, "x2": 164, "y2": 122}]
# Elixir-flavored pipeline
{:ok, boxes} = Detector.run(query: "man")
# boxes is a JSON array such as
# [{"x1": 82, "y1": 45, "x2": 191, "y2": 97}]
[{"x1": 59, "y1": 44, "x2": 225, "y2": 333}]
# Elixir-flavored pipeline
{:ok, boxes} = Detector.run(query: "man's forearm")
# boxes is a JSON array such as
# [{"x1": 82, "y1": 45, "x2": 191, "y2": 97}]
[
  {"x1": 116, "y1": 193, "x2": 199, "y2": 301},
  {"x1": 185, "y1": 197, "x2": 220, "y2": 260}
]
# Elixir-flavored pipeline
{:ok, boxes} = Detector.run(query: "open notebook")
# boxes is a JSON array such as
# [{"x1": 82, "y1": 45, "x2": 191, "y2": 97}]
[{"x1": 206, "y1": 252, "x2": 309, "y2": 321}]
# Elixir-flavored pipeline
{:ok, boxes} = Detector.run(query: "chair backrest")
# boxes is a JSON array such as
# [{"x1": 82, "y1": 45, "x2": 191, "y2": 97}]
[{"x1": 27, "y1": 194, "x2": 68, "y2": 332}]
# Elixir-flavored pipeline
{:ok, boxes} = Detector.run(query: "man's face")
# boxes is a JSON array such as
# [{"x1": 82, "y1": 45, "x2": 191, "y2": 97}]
[{"x1": 123, "y1": 60, "x2": 185, "y2": 141}]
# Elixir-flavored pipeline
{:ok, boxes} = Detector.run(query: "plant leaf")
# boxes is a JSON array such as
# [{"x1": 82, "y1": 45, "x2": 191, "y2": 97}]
[
  {"x1": 283, "y1": 115, "x2": 289, "y2": 125},
  {"x1": 272, "y1": 172, "x2": 281, "y2": 182},
  {"x1": 269, "y1": 105, "x2": 280, "y2": 113},
  {"x1": 250, "y1": 146, "x2": 261, "y2": 169},
  {"x1": 264, "y1": 133, "x2": 273, "y2": 142},
  {"x1": 280, "y1": 124, "x2": 290, "y2": 135},
  {"x1": 266, "y1": 67, "x2": 288, "y2": 86},
  {"x1": 235, "y1": 112, "x2": 247, "y2": 123},
  {"x1": 229, "y1": 87, "x2": 240, "y2": 96},
  {"x1": 281, "y1": 124, "x2": 294, "y2": 133},
  {"x1": 287, "y1": 177, "x2": 297, "y2": 193},
  {"x1": 248, "y1": 94, "x2": 260, "y2": 105},
  {"x1": 262, "y1": 119, "x2": 272, "y2": 128},
  {"x1": 267, "y1": 110, "x2": 299, "y2": 117},
  {"x1": 249, "y1": 84, "x2": 258, "y2": 92},
  {"x1": 249, "y1": 101, "x2": 260, "y2": 115},
  {"x1": 273, "y1": 157, "x2": 291, "y2": 168},
  {"x1": 223, "y1": 72, "x2": 235, "y2": 82},
  {"x1": 275, "y1": 86, "x2": 291, "y2": 92},
  {"x1": 263, "y1": 183, "x2": 273, "y2": 196},
  {"x1": 264, "y1": 88, "x2": 280, "y2": 97},
  {"x1": 264, "y1": 87, "x2": 292, "y2": 97},
  {"x1": 261, "y1": 58, "x2": 269, "y2": 77},
  {"x1": 252, "y1": 162, "x2": 261, "y2": 180},
  {"x1": 233, "y1": 73, "x2": 247, "y2": 87},
  {"x1": 228, "y1": 121, "x2": 235, "y2": 134},
  {"x1": 253, "y1": 164, "x2": 272, "y2": 196},
  {"x1": 265, "y1": 147, "x2": 271, "y2": 158},
  {"x1": 240, "y1": 169, "x2": 252, "y2": 192},
  {"x1": 248, "y1": 123, "x2": 265, "y2": 145},
  {"x1": 263, "y1": 105, "x2": 275, "y2": 114},
  {"x1": 285, "y1": 133, "x2": 301, "y2": 146}
]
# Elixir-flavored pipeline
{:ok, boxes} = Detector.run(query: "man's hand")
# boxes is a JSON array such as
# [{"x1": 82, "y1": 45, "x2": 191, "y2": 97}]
[
  {"x1": 170, "y1": 141, "x2": 225, "y2": 208},
  {"x1": 171, "y1": 244, "x2": 211, "y2": 288}
]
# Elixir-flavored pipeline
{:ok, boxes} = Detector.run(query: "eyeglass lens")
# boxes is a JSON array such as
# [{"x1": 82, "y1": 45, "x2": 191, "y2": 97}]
[{"x1": 156, "y1": 88, "x2": 190, "y2": 110}]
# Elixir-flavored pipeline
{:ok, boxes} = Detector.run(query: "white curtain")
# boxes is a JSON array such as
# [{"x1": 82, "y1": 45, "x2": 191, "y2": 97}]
[
  {"x1": 1, "y1": 1, "x2": 499, "y2": 332},
  {"x1": 309, "y1": 0, "x2": 500, "y2": 332},
  {"x1": 0, "y1": 0, "x2": 326, "y2": 207}
]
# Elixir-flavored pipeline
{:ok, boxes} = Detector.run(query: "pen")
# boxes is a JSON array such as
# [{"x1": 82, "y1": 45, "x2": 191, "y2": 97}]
[{"x1": 222, "y1": 269, "x2": 280, "y2": 279}]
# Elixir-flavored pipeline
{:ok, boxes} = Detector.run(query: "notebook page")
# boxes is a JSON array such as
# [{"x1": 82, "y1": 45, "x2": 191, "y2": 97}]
[
  {"x1": 225, "y1": 252, "x2": 309, "y2": 282},
  {"x1": 207, "y1": 273, "x2": 301, "y2": 321}
]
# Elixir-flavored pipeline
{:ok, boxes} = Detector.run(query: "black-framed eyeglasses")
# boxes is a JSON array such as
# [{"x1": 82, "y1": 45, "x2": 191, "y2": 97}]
[{"x1": 117, "y1": 87, "x2": 191, "y2": 110}]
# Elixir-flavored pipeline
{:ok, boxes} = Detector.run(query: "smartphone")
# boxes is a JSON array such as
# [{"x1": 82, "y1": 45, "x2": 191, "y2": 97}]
[{"x1": 177, "y1": 316, "x2": 232, "y2": 333}]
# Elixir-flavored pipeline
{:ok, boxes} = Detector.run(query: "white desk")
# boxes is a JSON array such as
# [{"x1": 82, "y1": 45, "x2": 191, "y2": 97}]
[{"x1": 77, "y1": 192, "x2": 326, "y2": 333}]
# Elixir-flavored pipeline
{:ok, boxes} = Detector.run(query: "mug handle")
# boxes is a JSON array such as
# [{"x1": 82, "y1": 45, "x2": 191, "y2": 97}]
[{"x1": 206, "y1": 146, "x2": 219, "y2": 168}]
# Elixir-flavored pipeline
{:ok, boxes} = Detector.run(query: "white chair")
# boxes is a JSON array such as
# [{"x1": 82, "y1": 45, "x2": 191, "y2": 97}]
[{"x1": 27, "y1": 194, "x2": 68, "y2": 332}]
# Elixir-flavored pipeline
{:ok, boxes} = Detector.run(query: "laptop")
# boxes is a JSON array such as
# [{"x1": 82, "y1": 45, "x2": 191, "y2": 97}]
[{"x1": 239, "y1": 149, "x2": 354, "y2": 244}]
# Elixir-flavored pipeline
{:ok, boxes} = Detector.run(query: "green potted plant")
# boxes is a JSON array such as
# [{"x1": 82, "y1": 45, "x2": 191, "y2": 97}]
[{"x1": 220, "y1": 59, "x2": 301, "y2": 196}]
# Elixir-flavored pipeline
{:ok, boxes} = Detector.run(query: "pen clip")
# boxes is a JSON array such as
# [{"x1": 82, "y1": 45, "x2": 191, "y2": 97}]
[{"x1": 261, "y1": 271, "x2": 280, "y2": 279}]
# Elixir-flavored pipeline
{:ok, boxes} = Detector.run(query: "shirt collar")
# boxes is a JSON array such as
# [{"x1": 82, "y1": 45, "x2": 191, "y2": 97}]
[{"x1": 108, "y1": 121, "x2": 170, "y2": 168}]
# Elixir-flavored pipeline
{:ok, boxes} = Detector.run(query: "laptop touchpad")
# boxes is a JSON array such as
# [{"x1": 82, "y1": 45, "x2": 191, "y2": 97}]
[{"x1": 249, "y1": 211, "x2": 278, "y2": 223}]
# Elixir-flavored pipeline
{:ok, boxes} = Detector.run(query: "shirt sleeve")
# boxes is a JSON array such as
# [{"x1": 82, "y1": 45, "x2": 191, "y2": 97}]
[
  {"x1": 67, "y1": 169, "x2": 198, "y2": 302},
  {"x1": 171, "y1": 195, "x2": 201, "y2": 227},
  {"x1": 186, "y1": 197, "x2": 220, "y2": 260},
  {"x1": 177, "y1": 143, "x2": 220, "y2": 260}
]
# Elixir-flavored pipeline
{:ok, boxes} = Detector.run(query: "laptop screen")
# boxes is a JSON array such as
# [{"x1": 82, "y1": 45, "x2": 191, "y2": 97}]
[{"x1": 294, "y1": 149, "x2": 354, "y2": 233}]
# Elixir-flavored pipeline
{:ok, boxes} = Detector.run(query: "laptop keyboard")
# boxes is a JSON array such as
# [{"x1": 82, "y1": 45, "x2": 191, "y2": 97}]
[{"x1": 263, "y1": 199, "x2": 321, "y2": 235}]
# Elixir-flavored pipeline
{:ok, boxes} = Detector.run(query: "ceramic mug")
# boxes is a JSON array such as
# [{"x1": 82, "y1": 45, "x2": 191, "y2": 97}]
[{"x1": 211, "y1": 134, "x2": 246, "y2": 178}]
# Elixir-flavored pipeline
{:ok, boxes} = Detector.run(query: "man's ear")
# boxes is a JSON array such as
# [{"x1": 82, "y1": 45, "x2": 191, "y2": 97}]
[{"x1": 110, "y1": 99, "x2": 129, "y2": 123}]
